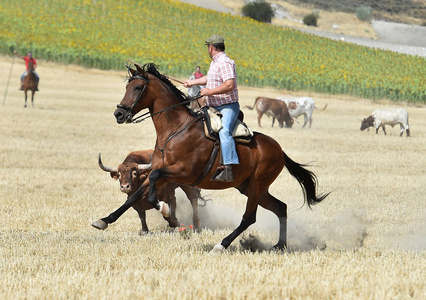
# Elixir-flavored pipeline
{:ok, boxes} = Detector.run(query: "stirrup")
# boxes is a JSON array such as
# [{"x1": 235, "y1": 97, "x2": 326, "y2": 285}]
[{"x1": 210, "y1": 165, "x2": 234, "y2": 182}]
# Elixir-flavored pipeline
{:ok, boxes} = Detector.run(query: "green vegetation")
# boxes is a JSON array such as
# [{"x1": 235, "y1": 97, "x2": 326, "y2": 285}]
[
  {"x1": 303, "y1": 14, "x2": 318, "y2": 26},
  {"x1": 1, "y1": 0, "x2": 425, "y2": 102},
  {"x1": 242, "y1": 0, "x2": 274, "y2": 23},
  {"x1": 356, "y1": 6, "x2": 372, "y2": 21}
]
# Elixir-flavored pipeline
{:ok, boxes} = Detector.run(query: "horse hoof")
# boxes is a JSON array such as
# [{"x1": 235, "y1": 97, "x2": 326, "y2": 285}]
[
  {"x1": 210, "y1": 244, "x2": 224, "y2": 254},
  {"x1": 158, "y1": 201, "x2": 171, "y2": 217},
  {"x1": 92, "y1": 219, "x2": 108, "y2": 230}
]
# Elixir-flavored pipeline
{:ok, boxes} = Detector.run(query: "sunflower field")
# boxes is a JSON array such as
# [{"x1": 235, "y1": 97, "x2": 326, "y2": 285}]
[{"x1": 1, "y1": 0, "x2": 425, "y2": 102}]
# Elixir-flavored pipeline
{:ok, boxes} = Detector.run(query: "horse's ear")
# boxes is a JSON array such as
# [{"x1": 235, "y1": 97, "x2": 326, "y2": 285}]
[
  {"x1": 128, "y1": 66, "x2": 137, "y2": 76},
  {"x1": 135, "y1": 64, "x2": 146, "y2": 78}
]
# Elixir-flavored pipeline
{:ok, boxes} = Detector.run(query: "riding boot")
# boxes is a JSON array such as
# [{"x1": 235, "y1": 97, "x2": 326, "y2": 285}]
[
  {"x1": 19, "y1": 82, "x2": 23, "y2": 90},
  {"x1": 211, "y1": 165, "x2": 234, "y2": 182}
]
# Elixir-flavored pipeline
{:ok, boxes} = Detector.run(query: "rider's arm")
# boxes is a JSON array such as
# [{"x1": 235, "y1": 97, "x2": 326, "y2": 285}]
[
  {"x1": 13, "y1": 50, "x2": 24, "y2": 60},
  {"x1": 201, "y1": 79, "x2": 234, "y2": 96},
  {"x1": 184, "y1": 75, "x2": 207, "y2": 87}
]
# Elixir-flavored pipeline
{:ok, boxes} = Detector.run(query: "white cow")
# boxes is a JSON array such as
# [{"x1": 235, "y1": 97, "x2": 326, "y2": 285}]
[
  {"x1": 277, "y1": 97, "x2": 327, "y2": 128},
  {"x1": 360, "y1": 108, "x2": 410, "y2": 137}
]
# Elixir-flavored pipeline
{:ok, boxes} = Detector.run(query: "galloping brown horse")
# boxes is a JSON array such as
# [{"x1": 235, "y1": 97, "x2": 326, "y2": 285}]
[
  {"x1": 23, "y1": 61, "x2": 37, "y2": 108},
  {"x1": 100, "y1": 63, "x2": 328, "y2": 253}
]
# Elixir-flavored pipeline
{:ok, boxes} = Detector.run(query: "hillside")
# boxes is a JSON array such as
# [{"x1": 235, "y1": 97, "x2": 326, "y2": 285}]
[
  {"x1": 2, "y1": 0, "x2": 425, "y2": 103},
  {"x1": 216, "y1": 0, "x2": 425, "y2": 39},
  {"x1": 285, "y1": 0, "x2": 425, "y2": 24}
]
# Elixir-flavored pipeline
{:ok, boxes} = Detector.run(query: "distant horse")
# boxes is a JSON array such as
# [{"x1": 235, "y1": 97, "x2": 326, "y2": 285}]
[
  {"x1": 98, "y1": 63, "x2": 329, "y2": 253},
  {"x1": 23, "y1": 61, "x2": 37, "y2": 108}
]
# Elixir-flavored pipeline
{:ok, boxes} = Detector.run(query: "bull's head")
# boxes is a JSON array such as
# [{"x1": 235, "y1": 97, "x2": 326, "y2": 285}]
[
  {"x1": 98, "y1": 153, "x2": 152, "y2": 194},
  {"x1": 285, "y1": 118, "x2": 294, "y2": 128},
  {"x1": 360, "y1": 115, "x2": 374, "y2": 131}
]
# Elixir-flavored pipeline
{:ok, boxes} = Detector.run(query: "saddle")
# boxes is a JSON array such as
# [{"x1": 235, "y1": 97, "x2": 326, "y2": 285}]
[
  {"x1": 190, "y1": 106, "x2": 253, "y2": 185},
  {"x1": 201, "y1": 106, "x2": 253, "y2": 144}
]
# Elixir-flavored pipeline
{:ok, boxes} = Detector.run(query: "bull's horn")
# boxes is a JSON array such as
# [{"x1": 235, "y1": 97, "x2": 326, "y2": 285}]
[
  {"x1": 138, "y1": 153, "x2": 153, "y2": 170},
  {"x1": 98, "y1": 153, "x2": 118, "y2": 172}
]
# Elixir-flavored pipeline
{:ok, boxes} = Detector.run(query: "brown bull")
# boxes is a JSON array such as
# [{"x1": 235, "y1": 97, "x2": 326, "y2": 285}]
[
  {"x1": 96, "y1": 149, "x2": 202, "y2": 234},
  {"x1": 245, "y1": 97, "x2": 294, "y2": 128}
]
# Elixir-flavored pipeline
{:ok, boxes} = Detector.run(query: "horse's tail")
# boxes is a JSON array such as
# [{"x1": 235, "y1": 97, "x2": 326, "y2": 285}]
[
  {"x1": 315, "y1": 103, "x2": 328, "y2": 111},
  {"x1": 245, "y1": 97, "x2": 260, "y2": 110},
  {"x1": 283, "y1": 151, "x2": 329, "y2": 208}
]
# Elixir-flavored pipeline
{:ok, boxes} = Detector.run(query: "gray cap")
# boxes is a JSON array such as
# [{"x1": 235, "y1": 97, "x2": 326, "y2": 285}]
[{"x1": 205, "y1": 34, "x2": 224, "y2": 45}]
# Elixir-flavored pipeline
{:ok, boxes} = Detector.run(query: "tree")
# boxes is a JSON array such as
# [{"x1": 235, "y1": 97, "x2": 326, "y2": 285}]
[{"x1": 242, "y1": 0, "x2": 274, "y2": 23}]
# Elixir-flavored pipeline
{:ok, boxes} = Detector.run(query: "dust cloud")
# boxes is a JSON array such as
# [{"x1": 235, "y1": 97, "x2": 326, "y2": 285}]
[{"x1": 175, "y1": 192, "x2": 373, "y2": 252}]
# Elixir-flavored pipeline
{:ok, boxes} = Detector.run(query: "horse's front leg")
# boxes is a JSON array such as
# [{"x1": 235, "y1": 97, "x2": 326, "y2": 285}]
[
  {"x1": 92, "y1": 180, "x2": 149, "y2": 230},
  {"x1": 24, "y1": 91, "x2": 27, "y2": 108},
  {"x1": 148, "y1": 169, "x2": 171, "y2": 217}
]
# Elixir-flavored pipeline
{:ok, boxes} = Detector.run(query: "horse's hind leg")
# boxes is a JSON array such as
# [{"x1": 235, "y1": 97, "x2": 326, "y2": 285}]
[
  {"x1": 31, "y1": 91, "x2": 35, "y2": 108},
  {"x1": 259, "y1": 192, "x2": 287, "y2": 249},
  {"x1": 212, "y1": 193, "x2": 259, "y2": 253},
  {"x1": 24, "y1": 91, "x2": 27, "y2": 108},
  {"x1": 213, "y1": 206, "x2": 257, "y2": 253}
]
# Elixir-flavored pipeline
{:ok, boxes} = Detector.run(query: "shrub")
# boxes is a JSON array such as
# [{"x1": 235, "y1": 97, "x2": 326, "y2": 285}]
[
  {"x1": 356, "y1": 6, "x2": 371, "y2": 21},
  {"x1": 303, "y1": 14, "x2": 318, "y2": 27},
  {"x1": 242, "y1": 0, "x2": 274, "y2": 23}
]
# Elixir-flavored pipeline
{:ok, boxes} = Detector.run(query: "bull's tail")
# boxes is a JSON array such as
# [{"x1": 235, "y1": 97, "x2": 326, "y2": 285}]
[
  {"x1": 245, "y1": 97, "x2": 261, "y2": 110},
  {"x1": 315, "y1": 103, "x2": 328, "y2": 111},
  {"x1": 283, "y1": 151, "x2": 329, "y2": 208}
]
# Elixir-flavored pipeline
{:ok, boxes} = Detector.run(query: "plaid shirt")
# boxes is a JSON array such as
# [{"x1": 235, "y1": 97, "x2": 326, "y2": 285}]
[{"x1": 206, "y1": 52, "x2": 239, "y2": 107}]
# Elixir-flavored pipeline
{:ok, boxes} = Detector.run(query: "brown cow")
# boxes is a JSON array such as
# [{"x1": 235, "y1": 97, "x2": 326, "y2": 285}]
[
  {"x1": 97, "y1": 150, "x2": 202, "y2": 234},
  {"x1": 245, "y1": 97, "x2": 294, "y2": 128}
]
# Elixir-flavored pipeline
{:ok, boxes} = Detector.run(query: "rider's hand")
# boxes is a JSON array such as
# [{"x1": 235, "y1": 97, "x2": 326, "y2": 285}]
[
  {"x1": 183, "y1": 80, "x2": 192, "y2": 88},
  {"x1": 200, "y1": 88, "x2": 211, "y2": 96}
]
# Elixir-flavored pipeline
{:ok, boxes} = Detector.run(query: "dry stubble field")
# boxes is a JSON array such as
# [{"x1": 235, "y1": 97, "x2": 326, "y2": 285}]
[{"x1": 0, "y1": 56, "x2": 425, "y2": 299}]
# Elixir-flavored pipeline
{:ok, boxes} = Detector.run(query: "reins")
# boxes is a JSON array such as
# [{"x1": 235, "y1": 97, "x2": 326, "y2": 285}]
[
  {"x1": 121, "y1": 59, "x2": 201, "y2": 124},
  {"x1": 131, "y1": 93, "x2": 203, "y2": 124},
  {"x1": 121, "y1": 71, "x2": 203, "y2": 124}
]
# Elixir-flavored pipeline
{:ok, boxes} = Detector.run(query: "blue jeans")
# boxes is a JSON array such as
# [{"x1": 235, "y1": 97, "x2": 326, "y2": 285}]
[
  {"x1": 215, "y1": 102, "x2": 240, "y2": 165},
  {"x1": 21, "y1": 71, "x2": 40, "y2": 82}
]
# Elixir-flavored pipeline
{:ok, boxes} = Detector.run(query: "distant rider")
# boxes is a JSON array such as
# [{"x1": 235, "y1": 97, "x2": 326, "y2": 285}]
[{"x1": 14, "y1": 50, "x2": 39, "y2": 91}]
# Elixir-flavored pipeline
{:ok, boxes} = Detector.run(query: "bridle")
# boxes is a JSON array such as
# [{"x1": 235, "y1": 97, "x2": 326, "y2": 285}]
[
  {"x1": 116, "y1": 75, "x2": 149, "y2": 123},
  {"x1": 116, "y1": 73, "x2": 203, "y2": 124}
]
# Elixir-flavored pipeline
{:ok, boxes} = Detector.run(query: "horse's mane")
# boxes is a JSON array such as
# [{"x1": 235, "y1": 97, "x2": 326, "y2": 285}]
[{"x1": 140, "y1": 63, "x2": 188, "y2": 104}]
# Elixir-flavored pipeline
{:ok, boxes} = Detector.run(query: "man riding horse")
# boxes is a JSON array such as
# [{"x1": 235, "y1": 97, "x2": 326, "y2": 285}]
[
  {"x1": 14, "y1": 51, "x2": 39, "y2": 91},
  {"x1": 184, "y1": 35, "x2": 239, "y2": 182}
]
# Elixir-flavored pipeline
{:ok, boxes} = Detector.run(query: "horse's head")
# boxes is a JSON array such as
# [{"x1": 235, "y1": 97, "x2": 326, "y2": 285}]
[
  {"x1": 114, "y1": 64, "x2": 150, "y2": 124},
  {"x1": 28, "y1": 60, "x2": 34, "y2": 72},
  {"x1": 114, "y1": 62, "x2": 191, "y2": 124}
]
